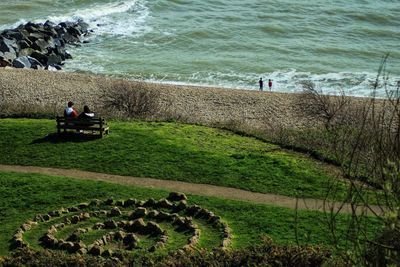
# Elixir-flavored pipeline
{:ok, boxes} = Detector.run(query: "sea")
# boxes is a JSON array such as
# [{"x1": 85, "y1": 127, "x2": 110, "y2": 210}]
[{"x1": 1, "y1": 0, "x2": 399, "y2": 97}]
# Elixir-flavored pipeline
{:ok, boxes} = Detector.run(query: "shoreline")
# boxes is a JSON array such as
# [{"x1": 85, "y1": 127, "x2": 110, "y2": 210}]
[{"x1": 0, "y1": 68, "x2": 371, "y2": 132}]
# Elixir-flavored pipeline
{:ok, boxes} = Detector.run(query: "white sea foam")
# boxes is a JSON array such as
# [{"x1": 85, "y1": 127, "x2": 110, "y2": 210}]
[
  {"x1": 0, "y1": 0, "x2": 150, "y2": 37},
  {"x1": 46, "y1": 0, "x2": 150, "y2": 37}
]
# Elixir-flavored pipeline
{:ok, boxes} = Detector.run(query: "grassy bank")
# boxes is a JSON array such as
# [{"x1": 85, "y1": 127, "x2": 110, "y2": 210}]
[
  {"x1": 0, "y1": 171, "x2": 381, "y2": 256},
  {"x1": 0, "y1": 118, "x2": 351, "y2": 200}
]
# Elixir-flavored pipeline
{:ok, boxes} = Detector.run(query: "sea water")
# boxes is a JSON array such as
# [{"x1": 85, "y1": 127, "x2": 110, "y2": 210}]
[{"x1": 0, "y1": 0, "x2": 399, "y2": 97}]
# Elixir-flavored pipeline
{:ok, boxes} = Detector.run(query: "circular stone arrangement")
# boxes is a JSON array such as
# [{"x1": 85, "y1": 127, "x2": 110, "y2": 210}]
[{"x1": 12, "y1": 192, "x2": 232, "y2": 259}]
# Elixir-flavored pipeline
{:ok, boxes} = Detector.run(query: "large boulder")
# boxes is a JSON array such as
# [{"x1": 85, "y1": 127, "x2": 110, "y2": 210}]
[
  {"x1": 12, "y1": 56, "x2": 32, "y2": 68},
  {"x1": 0, "y1": 37, "x2": 16, "y2": 53}
]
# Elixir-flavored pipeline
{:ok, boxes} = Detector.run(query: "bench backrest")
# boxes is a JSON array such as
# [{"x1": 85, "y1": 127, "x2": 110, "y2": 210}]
[{"x1": 56, "y1": 116, "x2": 106, "y2": 125}]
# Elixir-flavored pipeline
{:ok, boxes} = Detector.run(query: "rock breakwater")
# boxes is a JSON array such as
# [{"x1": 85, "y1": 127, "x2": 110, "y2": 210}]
[{"x1": 0, "y1": 20, "x2": 91, "y2": 70}]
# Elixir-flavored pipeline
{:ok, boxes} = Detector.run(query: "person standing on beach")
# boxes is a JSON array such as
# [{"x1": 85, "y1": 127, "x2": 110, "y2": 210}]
[
  {"x1": 259, "y1": 78, "x2": 263, "y2": 91},
  {"x1": 268, "y1": 79, "x2": 272, "y2": 91}
]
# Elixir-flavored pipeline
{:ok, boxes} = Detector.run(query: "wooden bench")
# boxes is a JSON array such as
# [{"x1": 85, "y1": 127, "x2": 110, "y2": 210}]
[{"x1": 56, "y1": 116, "x2": 109, "y2": 137}]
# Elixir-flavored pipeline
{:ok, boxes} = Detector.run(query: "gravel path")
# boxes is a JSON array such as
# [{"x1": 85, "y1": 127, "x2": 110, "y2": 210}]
[{"x1": 0, "y1": 164, "x2": 383, "y2": 216}]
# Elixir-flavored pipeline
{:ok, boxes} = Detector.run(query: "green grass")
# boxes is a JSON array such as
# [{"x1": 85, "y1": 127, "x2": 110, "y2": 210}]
[
  {"x1": 0, "y1": 118, "x2": 352, "y2": 200},
  {"x1": 0, "y1": 171, "x2": 382, "y2": 256}
]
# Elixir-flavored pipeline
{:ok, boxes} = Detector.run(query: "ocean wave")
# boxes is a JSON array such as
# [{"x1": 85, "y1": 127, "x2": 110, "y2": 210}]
[{"x1": 0, "y1": 0, "x2": 150, "y2": 37}]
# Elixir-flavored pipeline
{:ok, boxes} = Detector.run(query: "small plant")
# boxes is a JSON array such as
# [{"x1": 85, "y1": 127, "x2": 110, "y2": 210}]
[{"x1": 101, "y1": 81, "x2": 161, "y2": 119}]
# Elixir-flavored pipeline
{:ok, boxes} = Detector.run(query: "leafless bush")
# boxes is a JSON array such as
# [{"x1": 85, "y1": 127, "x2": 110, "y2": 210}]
[
  {"x1": 296, "y1": 81, "x2": 351, "y2": 131},
  {"x1": 298, "y1": 55, "x2": 400, "y2": 265},
  {"x1": 101, "y1": 81, "x2": 161, "y2": 119}
]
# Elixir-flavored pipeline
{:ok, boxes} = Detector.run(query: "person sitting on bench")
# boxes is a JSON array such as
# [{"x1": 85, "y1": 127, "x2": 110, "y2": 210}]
[
  {"x1": 64, "y1": 101, "x2": 78, "y2": 118},
  {"x1": 78, "y1": 105, "x2": 95, "y2": 119}
]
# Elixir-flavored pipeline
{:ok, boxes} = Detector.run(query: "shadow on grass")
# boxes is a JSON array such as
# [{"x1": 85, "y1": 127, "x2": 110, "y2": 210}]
[{"x1": 30, "y1": 132, "x2": 102, "y2": 144}]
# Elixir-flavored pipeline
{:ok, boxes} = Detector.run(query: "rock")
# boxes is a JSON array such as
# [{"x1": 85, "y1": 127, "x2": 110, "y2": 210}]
[
  {"x1": 88, "y1": 245, "x2": 103, "y2": 256},
  {"x1": 123, "y1": 198, "x2": 137, "y2": 207},
  {"x1": 102, "y1": 249, "x2": 113, "y2": 257},
  {"x1": 146, "y1": 222, "x2": 163, "y2": 235},
  {"x1": 42, "y1": 214, "x2": 51, "y2": 221},
  {"x1": 186, "y1": 205, "x2": 202, "y2": 216},
  {"x1": 123, "y1": 233, "x2": 139, "y2": 249},
  {"x1": 143, "y1": 198, "x2": 157, "y2": 207},
  {"x1": 71, "y1": 215, "x2": 80, "y2": 224},
  {"x1": 112, "y1": 199, "x2": 123, "y2": 206},
  {"x1": 0, "y1": 37, "x2": 16, "y2": 53},
  {"x1": 67, "y1": 233, "x2": 80, "y2": 242},
  {"x1": 48, "y1": 210, "x2": 61, "y2": 217},
  {"x1": 174, "y1": 200, "x2": 188, "y2": 212},
  {"x1": 47, "y1": 63, "x2": 61, "y2": 70},
  {"x1": 28, "y1": 56, "x2": 43, "y2": 69},
  {"x1": 68, "y1": 207, "x2": 79, "y2": 212},
  {"x1": 157, "y1": 198, "x2": 173, "y2": 209},
  {"x1": 129, "y1": 207, "x2": 147, "y2": 219},
  {"x1": 114, "y1": 231, "x2": 126, "y2": 241},
  {"x1": 79, "y1": 212, "x2": 91, "y2": 220},
  {"x1": 32, "y1": 39, "x2": 49, "y2": 52},
  {"x1": 17, "y1": 40, "x2": 31, "y2": 49},
  {"x1": 77, "y1": 248, "x2": 87, "y2": 255},
  {"x1": 93, "y1": 222, "x2": 105, "y2": 230},
  {"x1": 90, "y1": 199, "x2": 102, "y2": 206},
  {"x1": 147, "y1": 210, "x2": 159, "y2": 218},
  {"x1": 110, "y1": 207, "x2": 122, "y2": 217},
  {"x1": 104, "y1": 220, "x2": 118, "y2": 229},
  {"x1": 155, "y1": 211, "x2": 172, "y2": 222},
  {"x1": 13, "y1": 238, "x2": 26, "y2": 248},
  {"x1": 2, "y1": 51, "x2": 16, "y2": 61},
  {"x1": 0, "y1": 59, "x2": 11, "y2": 67},
  {"x1": 132, "y1": 218, "x2": 146, "y2": 231},
  {"x1": 167, "y1": 192, "x2": 187, "y2": 202},
  {"x1": 105, "y1": 198, "x2": 114, "y2": 205},
  {"x1": 77, "y1": 203, "x2": 89, "y2": 209},
  {"x1": 117, "y1": 220, "x2": 127, "y2": 228}
]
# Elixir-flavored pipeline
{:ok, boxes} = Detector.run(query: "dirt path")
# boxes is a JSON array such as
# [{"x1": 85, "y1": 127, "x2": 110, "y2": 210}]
[{"x1": 0, "y1": 164, "x2": 384, "y2": 215}]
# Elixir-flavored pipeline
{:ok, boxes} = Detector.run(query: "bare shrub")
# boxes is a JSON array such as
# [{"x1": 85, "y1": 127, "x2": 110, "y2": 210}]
[
  {"x1": 101, "y1": 80, "x2": 161, "y2": 119},
  {"x1": 296, "y1": 81, "x2": 351, "y2": 131},
  {"x1": 297, "y1": 55, "x2": 400, "y2": 265}
]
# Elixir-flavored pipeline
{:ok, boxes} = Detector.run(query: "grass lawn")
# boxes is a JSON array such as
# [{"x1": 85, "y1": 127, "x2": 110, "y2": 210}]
[
  {"x1": 0, "y1": 118, "x2": 355, "y2": 200},
  {"x1": 0, "y1": 171, "x2": 381, "y2": 256}
]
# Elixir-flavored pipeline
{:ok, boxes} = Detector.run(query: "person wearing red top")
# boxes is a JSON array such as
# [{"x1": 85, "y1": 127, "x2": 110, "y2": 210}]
[
  {"x1": 268, "y1": 79, "x2": 272, "y2": 91},
  {"x1": 64, "y1": 101, "x2": 78, "y2": 118}
]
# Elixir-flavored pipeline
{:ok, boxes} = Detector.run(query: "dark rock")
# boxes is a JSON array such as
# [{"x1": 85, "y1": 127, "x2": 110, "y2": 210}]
[
  {"x1": 67, "y1": 26, "x2": 82, "y2": 37},
  {"x1": 123, "y1": 233, "x2": 139, "y2": 248},
  {"x1": 0, "y1": 37, "x2": 16, "y2": 53},
  {"x1": 42, "y1": 214, "x2": 51, "y2": 221},
  {"x1": 77, "y1": 203, "x2": 89, "y2": 209},
  {"x1": 77, "y1": 20, "x2": 89, "y2": 32},
  {"x1": 12, "y1": 56, "x2": 31, "y2": 68},
  {"x1": 110, "y1": 207, "x2": 122, "y2": 217},
  {"x1": 68, "y1": 207, "x2": 79, "y2": 212},
  {"x1": 114, "y1": 231, "x2": 126, "y2": 241},
  {"x1": 115, "y1": 200, "x2": 124, "y2": 207},
  {"x1": 47, "y1": 63, "x2": 62, "y2": 70},
  {"x1": 28, "y1": 56, "x2": 43, "y2": 69},
  {"x1": 105, "y1": 198, "x2": 114, "y2": 205},
  {"x1": 143, "y1": 198, "x2": 157, "y2": 207},
  {"x1": 71, "y1": 215, "x2": 80, "y2": 224},
  {"x1": 102, "y1": 249, "x2": 113, "y2": 257},
  {"x1": 104, "y1": 220, "x2": 118, "y2": 229},
  {"x1": 62, "y1": 32, "x2": 79, "y2": 43},
  {"x1": 30, "y1": 51, "x2": 48, "y2": 65},
  {"x1": 93, "y1": 222, "x2": 105, "y2": 230},
  {"x1": 167, "y1": 192, "x2": 187, "y2": 202},
  {"x1": 88, "y1": 245, "x2": 103, "y2": 256},
  {"x1": 130, "y1": 207, "x2": 147, "y2": 219},
  {"x1": 31, "y1": 39, "x2": 48, "y2": 51},
  {"x1": 124, "y1": 198, "x2": 138, "y2": 207},
  {"x1": 157, "y1": 198, "x2": 173, "y2": 209},
  {"x1": 17, "y1": 39, "x2": 31, "y2": 49}
]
